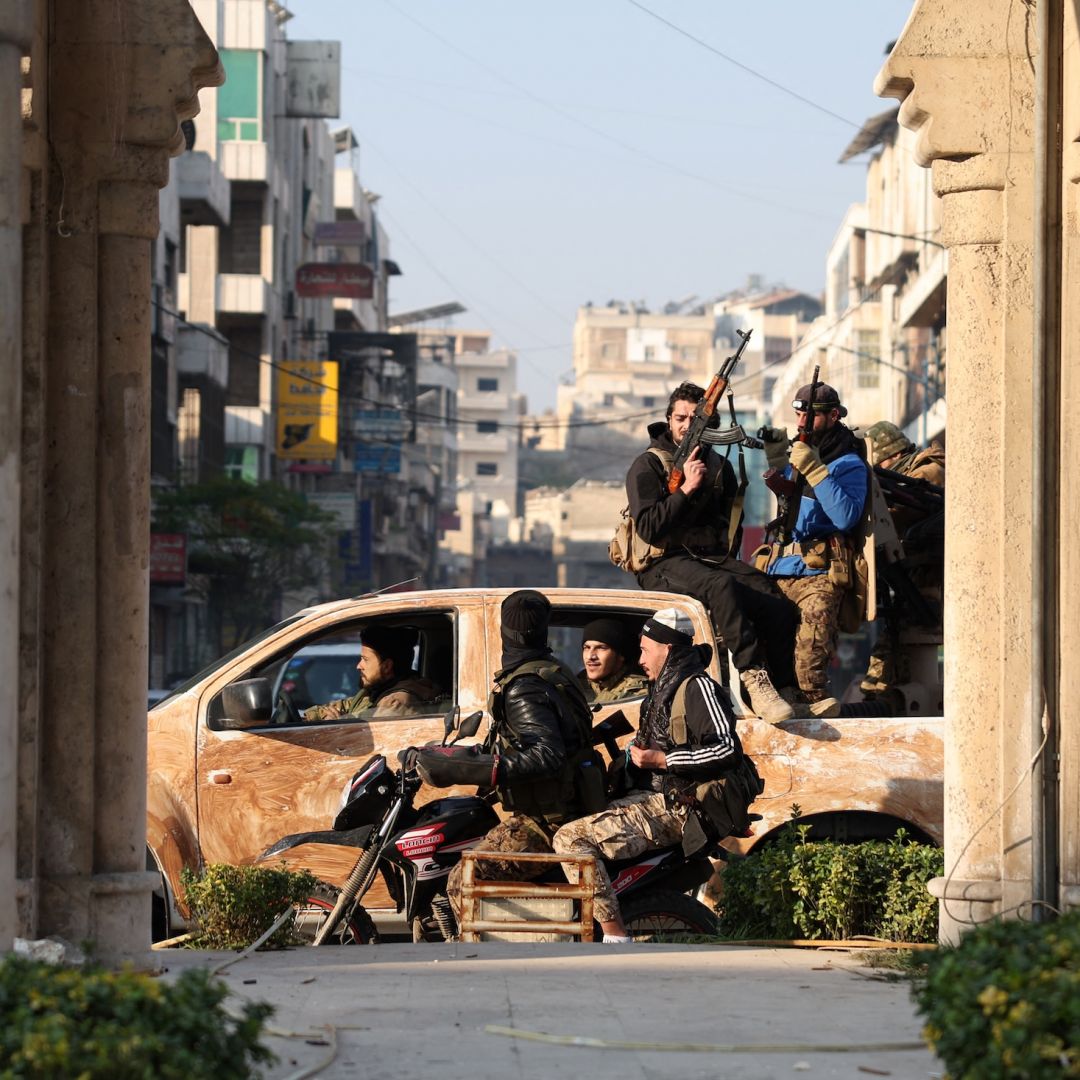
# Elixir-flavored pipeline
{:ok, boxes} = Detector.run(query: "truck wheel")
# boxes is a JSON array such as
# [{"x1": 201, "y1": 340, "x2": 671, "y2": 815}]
[
  {"x1": 620, "y1": 889, "x2": 718, "y2": 940},
  {"x1": 294, "y1": 883, "x2": 379, "y2": 945}
]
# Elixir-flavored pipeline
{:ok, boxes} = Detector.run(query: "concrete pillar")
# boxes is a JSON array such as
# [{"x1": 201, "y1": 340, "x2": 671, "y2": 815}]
[
  {"x1": 877, "y1": 1, "x2": 1043, "y2": 941},
  {"x1": 22, "y1": 0, "x2": 220, "y2": 962}
]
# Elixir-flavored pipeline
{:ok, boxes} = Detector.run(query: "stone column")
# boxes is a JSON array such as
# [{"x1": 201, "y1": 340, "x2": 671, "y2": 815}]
[
  {"x1": 0, "y1": 0, "x2": 32, "y2": 954},
  {"x1": 877, "y1": 0, "x2": 1041, "y2": 940},
  {"x1": 27, "y1": 0, "x2": 220, "y2": 961}
]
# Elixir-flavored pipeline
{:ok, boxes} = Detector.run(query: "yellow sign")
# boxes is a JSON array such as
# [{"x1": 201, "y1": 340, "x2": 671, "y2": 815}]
[{"x1": 276, "y1": 360, "x2": 339, "y2": 460}]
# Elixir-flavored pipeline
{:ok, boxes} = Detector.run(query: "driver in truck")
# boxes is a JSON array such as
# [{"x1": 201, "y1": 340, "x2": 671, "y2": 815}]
[{"x1": 302, "y1": 625, "x2": 441, "y2": 721}]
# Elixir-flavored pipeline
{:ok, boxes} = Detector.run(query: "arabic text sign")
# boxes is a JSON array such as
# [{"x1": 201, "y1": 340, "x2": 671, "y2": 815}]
[
  {"x1": 295, "y1": 262, "x2": 374, "y2": 299},
  {"x1": 276, "y1": 360, "x2": 339, "y2": 461}
]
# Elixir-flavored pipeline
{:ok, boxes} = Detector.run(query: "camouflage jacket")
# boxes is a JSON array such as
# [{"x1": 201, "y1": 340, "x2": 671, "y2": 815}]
[
  {"x1": 303, "y1": 673, "x2": 441, "y2": 722},
  {"x1": 579, "y1": 669, "x2": 648, "y2": 704}
]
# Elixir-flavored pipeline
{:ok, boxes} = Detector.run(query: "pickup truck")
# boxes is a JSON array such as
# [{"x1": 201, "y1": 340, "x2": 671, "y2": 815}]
[{"x1": 147, "y1": 587, "x2": 943, "y2": 936}]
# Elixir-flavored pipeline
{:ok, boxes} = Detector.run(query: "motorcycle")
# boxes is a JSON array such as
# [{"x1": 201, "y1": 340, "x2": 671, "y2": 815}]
[{"x1": 260, "y1": 706, "x2": 724, "y2": 944}]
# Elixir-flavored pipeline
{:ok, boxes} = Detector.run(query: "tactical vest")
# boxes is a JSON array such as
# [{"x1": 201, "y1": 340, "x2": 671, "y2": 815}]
[
  {"x1": 667, "y1": 676, "x2": 763, "y2": 841},
  {"x1": 488, "y1": 658, "x2": 606, "y2": 824}
]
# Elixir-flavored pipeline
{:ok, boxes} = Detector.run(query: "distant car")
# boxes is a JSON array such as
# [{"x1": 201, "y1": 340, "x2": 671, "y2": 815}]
[{"x1": 271, "y1": 642, "x2": 359, "y2": 712}]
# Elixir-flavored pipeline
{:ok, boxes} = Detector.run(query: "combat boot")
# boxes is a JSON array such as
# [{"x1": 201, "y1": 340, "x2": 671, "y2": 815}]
[
  {"x1": 779, "y1": 686, "x2": 841, "y2": 720},
  {"x1": 739, "y1": 668, "x2": 794, "y2": 724}
]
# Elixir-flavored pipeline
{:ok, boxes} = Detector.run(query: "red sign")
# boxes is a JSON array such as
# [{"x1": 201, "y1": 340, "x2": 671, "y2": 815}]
[
  {"x1": 150, "y1": 533, "x2": 186, "y2": 584},
  {"x1": 295, "y1": 263, "x2": 374, "y2": 299}
]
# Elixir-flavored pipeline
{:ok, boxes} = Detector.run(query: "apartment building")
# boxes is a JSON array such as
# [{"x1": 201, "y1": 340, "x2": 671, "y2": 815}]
[
  {"x1": 555, "y1": 303, "x2": 717, "y2": 448},
  {"x1": 774, "y1": 109, "x2": 946, "y2": 439},
  {"x1": 452, "y1": 332, "x2": 523, "y2": 541}
]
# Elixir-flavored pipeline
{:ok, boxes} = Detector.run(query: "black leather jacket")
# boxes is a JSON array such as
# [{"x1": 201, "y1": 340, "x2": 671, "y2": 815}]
[{"x1": 496, "y1": 674, "x2": 574, "y2": 782}]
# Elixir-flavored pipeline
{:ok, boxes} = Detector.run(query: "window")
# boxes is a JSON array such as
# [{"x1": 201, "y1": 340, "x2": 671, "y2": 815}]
[
  {"x1": 224, "y1": 445, "x2": 260, "y2": 483},
  {"x1": 476, "y1": 462, "x2": 498, "y2": 477},
  {"x1": 642, "y1": 396, "x2": 655, "y2": 408},
  {"x1": 857, "y1": 329, "x2": 881, "y2": 389},
  {"x1": 477, "y1": 377, "x2": 499, "y2": 392},
  {"x1": 680, "y1": 346, "x2": 698, "y2": 364},
  {"x1": 476, "y1": 420, "x2": 499, "y2": 434},
  {"x1": 643, "y1": 345, "x2": 656, "y2": 362},
  {"x1": 603, "y1": 393, "x2": 615, "y2": 407},
  {"x1": 547, "y1": 607, "x2": 650, "y2": 705},
  {"x1": 210, "y1": 612, "x2": 456, "y2": 728},
  {"x1": 217, "y1": 49, "x2": 262, "y2": 142}
]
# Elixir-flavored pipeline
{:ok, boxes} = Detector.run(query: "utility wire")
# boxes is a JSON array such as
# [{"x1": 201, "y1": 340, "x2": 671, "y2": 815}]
[
  {"x1": 624, "y1": 0, "x2": 862, "y2": 130},
  {"x1": 379, "y1": 0, "x2": 837, "y2": 223},
  {"x1": 155, "y1": 301, "x2": 645, "y2": 433}
]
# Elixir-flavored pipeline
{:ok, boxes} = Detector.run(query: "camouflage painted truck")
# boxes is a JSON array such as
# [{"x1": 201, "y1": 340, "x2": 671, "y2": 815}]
[{"x1": 146, "y1": 587, "x2": 944, "y2": 938}]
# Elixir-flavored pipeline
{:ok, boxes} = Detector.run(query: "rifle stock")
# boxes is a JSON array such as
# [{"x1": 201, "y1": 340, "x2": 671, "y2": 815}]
[{"x1": 667, "y1": 328, "x2": 752, "y2": 494}]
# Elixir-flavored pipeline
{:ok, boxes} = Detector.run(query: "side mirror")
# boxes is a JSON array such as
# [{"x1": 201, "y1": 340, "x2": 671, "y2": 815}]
[
  {"x1": 442, "y1": 704, "x2": 459, "y2": 743},
  {"x1": 213, "y1": 678, "x2": 273, "y2": 731},
  {"x1": 457, "y1": 710, "x2": 484, "y2": 740}
]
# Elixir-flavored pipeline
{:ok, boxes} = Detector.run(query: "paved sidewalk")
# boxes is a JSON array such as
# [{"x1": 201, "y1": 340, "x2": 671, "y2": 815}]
[{"x1": 160, "y1": 943, "x2": 940, "y2": 1080}]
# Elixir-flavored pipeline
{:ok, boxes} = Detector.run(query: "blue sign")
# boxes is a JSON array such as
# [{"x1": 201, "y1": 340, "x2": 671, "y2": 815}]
[{"x1": 354, "y1": 445, "x2": 401, "y2": 473}]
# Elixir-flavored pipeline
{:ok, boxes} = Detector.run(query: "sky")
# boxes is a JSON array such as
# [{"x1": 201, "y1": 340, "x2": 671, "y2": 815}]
[{"x1": 286, "y1": 0, "x2": 917, "y2": 412}]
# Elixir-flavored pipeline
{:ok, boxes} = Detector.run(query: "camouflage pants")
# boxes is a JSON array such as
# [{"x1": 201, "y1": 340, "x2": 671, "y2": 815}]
[
  {"x1": 776, "y1": 574, "x2": 844, "y2": 699},
  {"x1": 446, "y1": 814, "x2": 554, "y2": 917},
  {"x1": 552, "y1": 791, "x2": 686, "y2": 922}
]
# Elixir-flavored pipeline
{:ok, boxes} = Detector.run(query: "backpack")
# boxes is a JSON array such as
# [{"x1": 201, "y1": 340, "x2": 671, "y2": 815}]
[
  {"x1": 668, "y1": 676, "x2": 764, "y2": 844},
  {"x1": 609, "y1": 448, "x2": 671, "y2": 573}
]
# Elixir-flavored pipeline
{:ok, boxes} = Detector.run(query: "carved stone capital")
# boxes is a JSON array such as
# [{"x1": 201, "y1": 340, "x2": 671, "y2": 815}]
[
  {"x1": 875, "y1": 0, "x2": 1035, "y2": 177},
  {"x1": 50, "y1": 0, "x2": 223, "y2": 172}
]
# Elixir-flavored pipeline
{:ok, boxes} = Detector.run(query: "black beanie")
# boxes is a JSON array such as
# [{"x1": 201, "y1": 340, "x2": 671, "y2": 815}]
[
  {"x1": 501, "y1": 590, "x2": 551, "y2": 647},
  {"x1": 361, "y1": 625, "x2": 418, "y2": 674},
  {"x1": 581, "y1": 618, "x2": 639, "y2": 662}
]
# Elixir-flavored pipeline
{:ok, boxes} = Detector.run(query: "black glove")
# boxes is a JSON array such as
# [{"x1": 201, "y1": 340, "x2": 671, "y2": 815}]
[{"x1": 416, "y1": 744, "x2": 499, "y2": 789}]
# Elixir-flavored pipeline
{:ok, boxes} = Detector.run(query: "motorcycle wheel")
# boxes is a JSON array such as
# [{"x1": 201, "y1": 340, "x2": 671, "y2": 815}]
[
  {"x1": 619, "y1": 889, "x2": 718, "y2": 941},
  {"x1": 294, "y1": 884, "x2": 379, "y2": 945}
]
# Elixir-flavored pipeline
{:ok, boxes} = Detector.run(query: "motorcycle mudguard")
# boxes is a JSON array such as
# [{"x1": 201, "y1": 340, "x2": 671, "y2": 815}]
[{"x1": 257, "y1": 824, "x2": 375, "y2": 862}]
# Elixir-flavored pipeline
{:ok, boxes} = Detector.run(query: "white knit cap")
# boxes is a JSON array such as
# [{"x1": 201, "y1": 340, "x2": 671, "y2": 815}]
[{"x1": 640, "y1": 607, "x2": 694, "y2": 646}]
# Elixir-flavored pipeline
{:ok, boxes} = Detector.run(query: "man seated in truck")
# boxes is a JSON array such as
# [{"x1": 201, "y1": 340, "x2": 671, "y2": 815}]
[
  {"x1": 578, "y1": 618, "x2": 647, "y2": 704},
  {"x1": 302, "y1": 625, "x2": 441, "y2": 720},
  {"x1": 626, "y1": 382, "x2": 798, "y2": 724},
  {"x1": 757, "y1": 383, "x2": 869, "y2": 718}
]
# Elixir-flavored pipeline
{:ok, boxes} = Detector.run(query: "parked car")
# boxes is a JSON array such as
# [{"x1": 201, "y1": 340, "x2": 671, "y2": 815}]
[
  {"x1": 146, "y1": 588, "x2": 943, "y2": 938},
  {"x1": 270, "y1": 642, "x2": 360, "y2": 713}
]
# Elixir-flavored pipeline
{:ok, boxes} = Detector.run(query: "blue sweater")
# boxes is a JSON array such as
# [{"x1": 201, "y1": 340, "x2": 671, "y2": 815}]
[{"x1": 767, "y1": 451, "x2": 868, "y2": 577}]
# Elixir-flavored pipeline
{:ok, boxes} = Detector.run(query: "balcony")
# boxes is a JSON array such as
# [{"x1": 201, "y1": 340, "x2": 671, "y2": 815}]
[
  {"x1": 220, "y1": 141, "x2": 268, "y2": 184},
  {"x1": 457, "y1": 432, "x2": 512, "y2": 455},
  {"x1": 175, "y1": 151, "x2": 231, "y2": 227},
  {"x1": 225, "y1": 405, "x2": 269, "y2": 445},
  {"x1": 456, "y1": 350, "x2": 512, "y2": 369},
  {"x1": 176, "y1": 323, "x2": 229, "y2": 390},
  {"x1": 217, "y1": 273, "x2": 270, "y2": 315},
  {"x1": 459, "y1": 391, "x2": 510, "y2": 412},
  {"x1": 334, "y1": 168, "x2": 365, "y2": 221}
]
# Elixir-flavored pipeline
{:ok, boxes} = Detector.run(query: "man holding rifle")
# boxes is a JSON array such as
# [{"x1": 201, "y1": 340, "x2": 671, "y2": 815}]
[
  {"x1": 758, "y1": 382, "x2": 868, "y2": 717},
  {"x1": 626, "y1": 381, "x2": 797, "y2": 724}
]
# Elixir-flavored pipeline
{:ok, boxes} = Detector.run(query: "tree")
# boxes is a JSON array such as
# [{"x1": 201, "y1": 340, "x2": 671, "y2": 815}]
[{"x1": 153, "y1": 477, "x2": 338, "y2": 651}]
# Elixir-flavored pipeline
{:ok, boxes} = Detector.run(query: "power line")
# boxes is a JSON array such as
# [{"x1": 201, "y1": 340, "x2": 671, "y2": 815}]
[
  {"x1": 379, "y1": 0, "x2": 838, "y2": 223},
  {"x1": 156, "y1": 301, "x2": 647, "y2": 433},
  {"x1": 623, "y1": 0, "x2": 861, "y2": 130}
]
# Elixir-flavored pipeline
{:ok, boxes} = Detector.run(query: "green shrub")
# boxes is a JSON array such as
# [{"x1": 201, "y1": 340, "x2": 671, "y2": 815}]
[
  {"x1": 0, "y1": 957, "x2": 273, "y2": 1078},
  {"x1": 914, "y1": 909, "x2": 1080, "y2": 1078},
  {"x1": 181, "y1": 862, "x2": 318, "y2": 950},
  {"x1": 717, "y1": 811, "x2": 943, "y2": 943}
]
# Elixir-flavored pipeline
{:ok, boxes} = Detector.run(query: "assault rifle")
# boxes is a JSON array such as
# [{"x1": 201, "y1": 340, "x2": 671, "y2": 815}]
[
  {"x1": 666, "y1": 328, "x2": 753, "y2": 494},
  {"x1": 773, "y1": 365, "x2": 821, "y2": 544}
]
